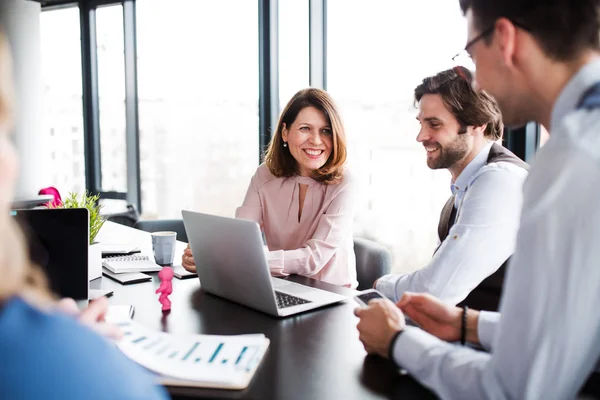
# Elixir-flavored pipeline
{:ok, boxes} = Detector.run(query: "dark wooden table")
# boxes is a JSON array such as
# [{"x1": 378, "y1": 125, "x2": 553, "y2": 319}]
[{"x1": 92, "y1": 273, "x2": 437, "y2": 400}]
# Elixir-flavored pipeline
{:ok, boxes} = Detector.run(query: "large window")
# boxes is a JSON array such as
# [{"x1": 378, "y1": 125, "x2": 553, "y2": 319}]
[
  {"x1": 40, "y1": 8, "x2": 86, "y2": 196},
  {"x1": 136, "y1": 0, "x2": 259, "y2": 219},
  {"x1": 96, "y1": 5, "x2": 128, "y2": 193},
  {"x1": 278, "y1": 0, "x2": 310, "y2": 110},
  {"x1": 40, "y1": 1, "x2": 471, "y2": 269},
  {"x1": 328, "y1": 0, "x2": 467, "y2": 274}
]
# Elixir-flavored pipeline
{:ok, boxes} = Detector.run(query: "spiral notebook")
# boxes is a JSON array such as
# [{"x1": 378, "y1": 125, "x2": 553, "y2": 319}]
[{"x1": 102, "y1": 255, "x2": 162, "y2": 274}]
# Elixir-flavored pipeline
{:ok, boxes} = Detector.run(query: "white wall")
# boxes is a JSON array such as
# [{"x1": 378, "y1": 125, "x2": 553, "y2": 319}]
[{"x1": 0, "y1": 0, "x2": 45, "y2": 198}]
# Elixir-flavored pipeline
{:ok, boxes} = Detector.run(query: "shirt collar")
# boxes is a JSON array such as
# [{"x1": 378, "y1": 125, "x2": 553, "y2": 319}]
[
  {"x1": 451, "y1": 141, "x2": 493, "y2": 194},
  {"x1": 551, "y1": 58, "x2": 600, "y2": 130}
]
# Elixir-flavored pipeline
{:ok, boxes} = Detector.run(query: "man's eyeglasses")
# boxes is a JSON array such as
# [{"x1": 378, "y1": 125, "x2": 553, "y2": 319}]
[{"x1": 452, "y1": 20, "x2": 531, "y2": 70}]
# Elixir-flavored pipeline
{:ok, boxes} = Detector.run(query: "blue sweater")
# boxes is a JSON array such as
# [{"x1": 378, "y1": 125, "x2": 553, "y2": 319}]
[{"x1": 0, "y1": 296, "x2": 169, "y2": 400}]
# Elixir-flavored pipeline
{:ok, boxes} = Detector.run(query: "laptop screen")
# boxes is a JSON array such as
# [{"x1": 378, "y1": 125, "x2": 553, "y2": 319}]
[{"x1": 11, "y1": 208, "x2": 89, "y2": 300}]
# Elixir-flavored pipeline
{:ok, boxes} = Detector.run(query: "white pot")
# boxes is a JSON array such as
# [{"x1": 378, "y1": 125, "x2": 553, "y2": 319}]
[{"x1": 89, "y1": 243, "x2": 102, "y2": 281}]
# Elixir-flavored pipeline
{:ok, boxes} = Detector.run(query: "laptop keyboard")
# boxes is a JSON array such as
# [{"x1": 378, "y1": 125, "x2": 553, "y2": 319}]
[{"x1": 275, "y1": 291, "x2": 312, "y2": 309}]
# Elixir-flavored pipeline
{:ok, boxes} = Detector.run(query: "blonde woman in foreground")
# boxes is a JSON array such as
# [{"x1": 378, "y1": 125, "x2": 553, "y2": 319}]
[{"x1": 0, "y1": 32, "x2": 167, "y2": 400}]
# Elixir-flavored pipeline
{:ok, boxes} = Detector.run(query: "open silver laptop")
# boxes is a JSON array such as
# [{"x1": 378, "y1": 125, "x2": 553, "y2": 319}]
[{"x1": 182, "y1": 210, "x2": 348, "y2": 317}]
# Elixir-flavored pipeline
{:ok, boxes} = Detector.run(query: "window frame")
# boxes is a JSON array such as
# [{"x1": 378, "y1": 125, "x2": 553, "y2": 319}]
[{"x1": 42, "y1": 0, "x2": 329, "y2": 213}]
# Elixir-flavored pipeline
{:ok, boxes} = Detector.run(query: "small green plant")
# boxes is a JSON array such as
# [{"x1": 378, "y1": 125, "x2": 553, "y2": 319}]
[{"x1": 49, "y1": 191, "x2": 105, "y2": 244}]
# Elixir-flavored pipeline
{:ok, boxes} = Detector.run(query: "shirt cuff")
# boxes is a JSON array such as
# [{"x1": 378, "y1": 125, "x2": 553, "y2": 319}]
[
  {"x1": 375, "y1": 274, "x2": 402, "y2": 302},
  {"x1": 266, "y1": 249, "x2": 289, "y2": 277},
  {"x1": 477, "y1": 311, "x2": 500, "y2": 351},
  {"x1": 391, "y1": 326, "x2": 453, "y2": 372}
]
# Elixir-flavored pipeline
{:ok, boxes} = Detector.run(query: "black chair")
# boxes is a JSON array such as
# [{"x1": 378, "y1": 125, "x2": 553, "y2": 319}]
[
  {"x1": 105, "y1": 203, "x2": 140, "y2": 228},
  {"x1": 354, "y1": 237, "x2": 392, "y2": 290},
  {"x1": 133, "y1": 219, "x2": 188, "y2": 243}
]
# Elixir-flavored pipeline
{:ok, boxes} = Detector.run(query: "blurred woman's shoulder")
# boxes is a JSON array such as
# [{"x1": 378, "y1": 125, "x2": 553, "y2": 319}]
[{"x1": 0, "y1": 296, "x2": 167, "y2": 400}]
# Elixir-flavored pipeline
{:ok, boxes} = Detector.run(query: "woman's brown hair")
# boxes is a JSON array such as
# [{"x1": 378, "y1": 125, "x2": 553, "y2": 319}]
[{"x1": 264, "y1": 88, "x2": 347, "y2": 184}]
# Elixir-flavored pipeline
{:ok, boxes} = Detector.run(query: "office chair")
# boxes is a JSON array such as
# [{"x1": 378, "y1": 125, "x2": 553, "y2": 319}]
[
  {"x1": 105, "y1": 203, "x2": 140, "y2": 228},
  {"x1": 133, "y1": 219, "x2": 188, "y2": 243},
  {"x1": 353, "y1": 237, "x2": 392, "y2": 290}
]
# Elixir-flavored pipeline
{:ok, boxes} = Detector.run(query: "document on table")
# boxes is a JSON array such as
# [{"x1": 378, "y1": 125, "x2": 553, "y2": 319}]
[{"x1": 110, "y1": 318, "x2": 269, "y2": 389}]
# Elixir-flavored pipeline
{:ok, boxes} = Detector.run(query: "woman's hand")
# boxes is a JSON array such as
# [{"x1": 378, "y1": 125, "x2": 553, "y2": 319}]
[
  {"x1": 182, "y1": 243, "x2": 197, "y2": 272},
  {"x1": 56, "y1": 297, "x2": 122, "y2": 340},
  {"x1": 397, "y1": 292, "x2": 462, "y2": 342}
]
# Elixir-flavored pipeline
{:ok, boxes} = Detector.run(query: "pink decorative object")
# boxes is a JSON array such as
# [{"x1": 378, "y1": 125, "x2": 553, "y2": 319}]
[
  {"x1": 38, "y1": 186, "x2": 62, "y2": 207},
  {"x1": 156, "y1": 267, "x2": 174, "y2": 311}
]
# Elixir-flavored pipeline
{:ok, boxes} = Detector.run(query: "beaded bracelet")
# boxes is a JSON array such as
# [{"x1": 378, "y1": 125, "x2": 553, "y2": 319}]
[
  {"x1": 388, "y1": 330, "x2": 404, "y2": 362},
  {"x1": 460, "y1": 305, "x2": 468, "y2": 346}
]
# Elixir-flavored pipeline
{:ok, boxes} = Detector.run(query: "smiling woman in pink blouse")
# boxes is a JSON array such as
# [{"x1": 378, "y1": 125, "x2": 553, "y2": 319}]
[{"x1": 182, "y1": 88, "x2": 358, "y2": 288}]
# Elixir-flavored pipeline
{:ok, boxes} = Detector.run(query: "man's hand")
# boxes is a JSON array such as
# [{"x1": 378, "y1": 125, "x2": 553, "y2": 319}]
[
  {"x1": 354, "y1": 298, "x2": 405, "y2": 358},
  {"x1": 396, "y1": 292, "x2": 463, "y2": 342},
  {"x1": 56, "y1": 297, "x2": 122, "y2": 340},
  {"x1": 182, "y1": 243, "x2": 197, "y2": 272}
]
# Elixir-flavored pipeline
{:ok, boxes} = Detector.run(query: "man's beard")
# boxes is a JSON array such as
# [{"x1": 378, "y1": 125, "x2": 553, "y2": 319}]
[{"x1": 426, "y1": 134, "x2": 469, "y2": 170}]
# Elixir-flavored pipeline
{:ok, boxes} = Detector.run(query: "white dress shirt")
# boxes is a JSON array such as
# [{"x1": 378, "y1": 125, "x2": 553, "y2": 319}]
[
  {"x1": 376, "y1": 142, "x2": 528, "y2": 305},
  {"x1": 392, "y1": 59, "x2": 600, "y2": 399}
]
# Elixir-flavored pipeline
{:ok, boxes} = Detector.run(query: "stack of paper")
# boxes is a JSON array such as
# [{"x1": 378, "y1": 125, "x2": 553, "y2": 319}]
[
  {"x1": 112, "y1": 319, "x2": 270, "y2": 389},
  {"x1": 99, "y1": 244, "x2": 141, "y2": 256}
]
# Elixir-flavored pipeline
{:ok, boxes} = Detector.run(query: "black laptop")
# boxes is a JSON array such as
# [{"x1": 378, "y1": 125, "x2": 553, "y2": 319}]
[{"x1": 11, "y1": 208, "x2": 89, "y2": 300}]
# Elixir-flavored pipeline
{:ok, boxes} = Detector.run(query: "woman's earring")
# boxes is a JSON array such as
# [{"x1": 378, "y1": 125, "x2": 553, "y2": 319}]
[{"x1": 283, "y1": 142, "x2": 288, "y2": 147}]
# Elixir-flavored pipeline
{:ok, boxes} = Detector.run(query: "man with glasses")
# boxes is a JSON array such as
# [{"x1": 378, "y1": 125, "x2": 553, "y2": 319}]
[
  {"x1": 374, "y1": 68, "x2": 528, "y2": 312},
  {"x1": 355, "y1": 0, "x2": 600, "y2": 398}
]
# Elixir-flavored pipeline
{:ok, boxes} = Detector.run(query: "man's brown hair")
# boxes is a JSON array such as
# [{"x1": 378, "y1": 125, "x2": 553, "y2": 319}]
[
  {"x1": 414, "y1": 67, "x2": 504, "y2": 140},
  {"x1": 459, "y1": 0, "x2": 600, "y2": 61},
  {"x1": 264, "y1": 88, "x2": 347, "y2": 184}
]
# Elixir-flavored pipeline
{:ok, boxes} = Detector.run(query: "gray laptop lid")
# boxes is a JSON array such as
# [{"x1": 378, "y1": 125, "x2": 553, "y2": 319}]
[{"x1": 182, "y1": 210, "x2": 279, "y2": 314}]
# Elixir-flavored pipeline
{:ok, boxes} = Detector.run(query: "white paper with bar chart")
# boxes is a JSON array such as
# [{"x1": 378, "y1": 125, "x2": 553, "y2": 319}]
[{"x1": 113, "y1": 319, "x2": 270, "y2": 389}]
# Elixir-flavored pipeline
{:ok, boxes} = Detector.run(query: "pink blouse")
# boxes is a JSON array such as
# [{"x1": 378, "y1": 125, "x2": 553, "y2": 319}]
[{"x1": 235, "y1": 164, "x2": 358, "y2": 288}]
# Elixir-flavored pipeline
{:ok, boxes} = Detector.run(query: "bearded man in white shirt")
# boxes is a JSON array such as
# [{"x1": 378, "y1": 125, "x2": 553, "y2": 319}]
[
  {"x1": 375, "y1": 68, "x2": 528, "y2": 312},
  {"x1": 356, "y1": 0, "x2": 600, "y2": 398}
]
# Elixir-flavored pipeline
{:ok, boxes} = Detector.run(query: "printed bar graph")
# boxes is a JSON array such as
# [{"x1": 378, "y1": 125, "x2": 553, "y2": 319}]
[
  {"x1": 114, "y1": 319, "x2": 269, "y2": 388},
  {"x1": 182, "y1": 342, "x2": 200, "y2": 361},
  {"x1": 244, "y1": 346, "x2": 260, "y2": 371},
  {"x1": 156, "y1": 345, "x2": 169, "y2": 356},
  {"x1": 143, "y1": 338, "x2": 163, "y2": 350},
  {"x1": 235, "y1": 346, "x2": 247, "y2": 365},
  {"x1": 209, "y1": 343, "x2": 224, "y2": 363}
]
